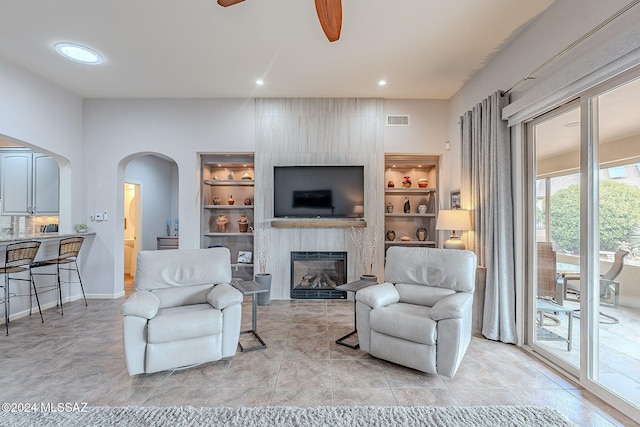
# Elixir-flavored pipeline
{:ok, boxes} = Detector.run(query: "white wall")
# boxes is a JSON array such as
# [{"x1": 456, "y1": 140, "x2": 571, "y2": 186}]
[
  {"x1": 0, "y1": 56, "x2": 85, "y2": 316},
  {"x1": 82, "y1": 99, "x2": 255, "y2": 296},
  {"x1": 384, "y1": 99, "x2": 449, "y2": 207},
  {"x1": 0, "y1": 56, "x2": 84, "y2": 233}
]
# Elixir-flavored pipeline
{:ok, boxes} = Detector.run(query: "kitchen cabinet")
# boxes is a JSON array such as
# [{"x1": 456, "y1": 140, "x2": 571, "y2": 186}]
[
  {"x1": 1, "y1": 151, "x2": 59, "y2": 216},
  {"x1": 201, "y1": 154, "x2": 255, "y2": 281},
  {"x1": 384, "y1": 154, "x2": 439, "y2": 249}
]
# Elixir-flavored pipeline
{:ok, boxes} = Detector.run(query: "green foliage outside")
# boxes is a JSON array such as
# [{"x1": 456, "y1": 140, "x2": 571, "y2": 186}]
[{"x1": 550, "y1": 180, "x2": 640, "y2": 254}]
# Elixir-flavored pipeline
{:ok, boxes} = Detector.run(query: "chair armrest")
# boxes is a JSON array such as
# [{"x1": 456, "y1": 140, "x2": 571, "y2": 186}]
[
  {"x1": 122, "y1": 290, "x2": 161, "y2": 319},
  {"x1": 431, "y1": 292, "x2": 472, "y2": 321},
  {"x1": 356, "y1": 283, "x2": 399, "y2": 309},
  {"x1": 207, "y1": 283, "x2": 243, "y2": 310}
]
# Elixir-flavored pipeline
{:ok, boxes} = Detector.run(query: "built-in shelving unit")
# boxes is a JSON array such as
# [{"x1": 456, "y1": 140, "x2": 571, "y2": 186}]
[
  {"x1": 384, "y1": 154, "x2": 439, "y2": 249},
  {"x1": 201, "y1": 153, "x2": 255, "y2": 281}
]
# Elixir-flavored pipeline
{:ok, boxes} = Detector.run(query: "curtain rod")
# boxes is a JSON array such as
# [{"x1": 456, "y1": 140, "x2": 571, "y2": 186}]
[{"x1": 504, "y1": 0, "x2": 640, "y2": 95}]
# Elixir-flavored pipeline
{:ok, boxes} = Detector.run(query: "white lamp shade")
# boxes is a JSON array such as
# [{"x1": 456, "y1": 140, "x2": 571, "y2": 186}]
[{"x1": 435, "y1": 210, "x2": 472, "y2": 231}]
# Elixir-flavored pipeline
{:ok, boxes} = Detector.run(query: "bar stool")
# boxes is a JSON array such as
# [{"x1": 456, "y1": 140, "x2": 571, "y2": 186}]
[
  {"x1": 31, "y1": 236, "x2": 87, "y2": 315},
  {"x1": 0, "y1": 241, "x2": 43, "y2": 335}
]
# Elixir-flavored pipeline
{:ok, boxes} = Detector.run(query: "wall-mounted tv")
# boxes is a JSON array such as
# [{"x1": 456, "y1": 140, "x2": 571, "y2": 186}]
[{"x1": 274, "y1": 166, "x2": 365, "y2": 218}]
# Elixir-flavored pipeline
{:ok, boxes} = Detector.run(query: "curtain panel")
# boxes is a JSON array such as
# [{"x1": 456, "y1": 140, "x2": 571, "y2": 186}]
[{"x1": 460, "y1": 91, "x2": 517, "y2": 344}]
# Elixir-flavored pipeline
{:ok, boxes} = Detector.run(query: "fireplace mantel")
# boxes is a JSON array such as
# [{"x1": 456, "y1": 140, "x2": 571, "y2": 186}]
[{"x1": 271, "y1": 219, "x2": 367, "y2": 228}]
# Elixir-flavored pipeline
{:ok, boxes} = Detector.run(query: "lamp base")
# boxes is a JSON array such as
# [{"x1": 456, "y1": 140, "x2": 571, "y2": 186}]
[{"x1": 443, "y1": 237, "x2": 466, "y2": 250}]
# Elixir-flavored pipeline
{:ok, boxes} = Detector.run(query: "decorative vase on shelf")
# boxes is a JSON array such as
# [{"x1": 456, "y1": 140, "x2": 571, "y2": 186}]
[
  {"x1": 402, "y1": 176, "x2": 411, "y2": 188},
  {"x1": 212, "y1": 196, "x2": 221, "y2": 205},
  {"x1": 416, "y1": 227, "x2": 428, "y2": 241},
  {"x1": 238, "y1": 214, "x2": 249, "y2": 232},
  {"x1": 244, "y1": 197, "x2": 252, "y2": 205},
  {"x1": 216, "y1": 214, "x2": 229, "y2": 232},
  {"x1": 386, "y1": 230, "x2": 396, "y2": 241},
  {"x1": 227, "y1": 171, "x2": 234, "y2": 180},
  {"x1": 418, "y1": 204, "x2": 427, "y2": 214},
  {"x1": 241, "y1": 172, "x2": 252, "y2": 180},
  {"x1": 403, "y1": 197, "x2": 411, "y2": 213},
  {"x1": 418, "y1": 178, "x2": 429, "y2": 188},
  {"x1": 228, "y1": 194, "x2": 235, "y2": 205},
  {"x1": 387, "y1": 180, "x2": 395, "y2": 188},
  {"x1": 386, "y1": 202, "x2": 394, "y2": 213}
]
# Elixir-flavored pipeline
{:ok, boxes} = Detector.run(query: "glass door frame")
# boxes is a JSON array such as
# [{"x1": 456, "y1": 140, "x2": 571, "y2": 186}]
[
  {"x1": 525, "y1": 100, "x2": 582, "y2": 377},
  {"x1": 524, "y1": 66, "x2": 640, "y2": 419}
]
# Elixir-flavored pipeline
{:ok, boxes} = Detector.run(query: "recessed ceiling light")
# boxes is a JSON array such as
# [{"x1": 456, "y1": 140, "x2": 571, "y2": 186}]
[
  {"x1": 54, "y1": 42, "x2": 103, "y2": 65},
  {"x1": 378, "y1": 80, "x2": 387, "y2": 86},
  {"x1": 256, "y1": 79, "x2": 264, "y2": 86}
]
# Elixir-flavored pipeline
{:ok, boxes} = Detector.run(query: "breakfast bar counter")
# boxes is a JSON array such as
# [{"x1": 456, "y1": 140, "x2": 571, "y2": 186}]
[{"x1": 0, "y1": 231, "x2": 95, "y2": 243}]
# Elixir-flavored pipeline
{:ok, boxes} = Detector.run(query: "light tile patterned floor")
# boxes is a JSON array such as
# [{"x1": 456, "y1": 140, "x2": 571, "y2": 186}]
[{"x1": 0, "y1": 295, "x2": 637, "y2": 427}]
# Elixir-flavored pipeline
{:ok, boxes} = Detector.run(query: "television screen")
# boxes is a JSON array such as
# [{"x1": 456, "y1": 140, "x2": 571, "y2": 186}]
[{"x1": 274, "y1": 166, "x2": 364, "y2": 218}]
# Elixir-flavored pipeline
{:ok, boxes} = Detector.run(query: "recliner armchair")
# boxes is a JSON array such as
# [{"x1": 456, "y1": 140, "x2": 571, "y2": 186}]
[
  {"x1": 356, "y1": 246, "x2": 477, "y2": 378},
  {"x1": 122, "y1": 247, "x2": 243, "y2": 375}
]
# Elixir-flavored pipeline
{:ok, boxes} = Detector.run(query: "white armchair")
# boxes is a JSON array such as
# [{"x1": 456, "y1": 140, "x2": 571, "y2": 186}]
[
  {"x1": 356, "y1": 246, "x2": 477, "y2": 378},
  {"x1": 122, "y1": 247, "x2": 243, "y2": 375}
]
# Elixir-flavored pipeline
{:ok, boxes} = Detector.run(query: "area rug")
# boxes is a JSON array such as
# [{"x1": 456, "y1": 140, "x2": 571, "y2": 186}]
[{"x1": 0, "y1": 405, "x2": 576, "y2": 427}]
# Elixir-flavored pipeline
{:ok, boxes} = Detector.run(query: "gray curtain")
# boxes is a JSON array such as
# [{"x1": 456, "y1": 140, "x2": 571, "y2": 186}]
[{"x1": 460, "y1": 91, "x2": 517, "y2": 344}]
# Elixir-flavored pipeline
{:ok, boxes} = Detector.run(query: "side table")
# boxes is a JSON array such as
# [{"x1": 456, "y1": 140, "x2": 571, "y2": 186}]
[
  {"x1": 231, "y1": 280, "x2": 267, "y2": 351},
  {"x1": 334, "y1": 279, "x2": 377, "y2": 349},
  {"x1": 536, "y1": 298, "x2": 573, "y2": 351}
]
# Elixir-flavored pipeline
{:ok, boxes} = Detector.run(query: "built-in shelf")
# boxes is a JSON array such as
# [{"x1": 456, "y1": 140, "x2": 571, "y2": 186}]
[
  {"x1": 201, "y1": 154, "x2": 256, "y2": 283},
  {"x1": 385, "y1": 154, "x2": 440, "y2": 250},
  {"x1": 271, "y1": 219, "x2": 367, "y2": 228},
  {"x1": 204, "y1": 205, "x2": 254, "y2": 209},
  {"x1": 385, "y1": 240, "x2": 437, "y2": 246},
  {"x1": 204, "y1": 179, "x2": 254, "y2": 186},
  {"x1": 385, "y1": 213, "x2": 436, "y2": 218},
  {"x1": 385, "y1": 188, "x2": 435, "y2": 194},
  {"x1": 203, "y1": 232, "x2": 254, "y2": 237}
]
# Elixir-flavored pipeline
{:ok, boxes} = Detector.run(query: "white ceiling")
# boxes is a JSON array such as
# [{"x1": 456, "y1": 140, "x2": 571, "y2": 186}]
[{"x1": 0, "y1": 0, "x2": 555, "y2": 99}]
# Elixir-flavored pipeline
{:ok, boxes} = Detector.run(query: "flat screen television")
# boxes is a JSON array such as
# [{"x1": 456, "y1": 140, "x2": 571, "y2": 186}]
[{"x1": 274, "y1": 166, "x2": 365, "y2": 218}]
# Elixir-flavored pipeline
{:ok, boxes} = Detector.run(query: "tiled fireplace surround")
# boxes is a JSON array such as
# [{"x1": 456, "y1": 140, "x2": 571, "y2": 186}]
[{"x1": 254, "y1": 99, "x2": 386, "y2": 299}]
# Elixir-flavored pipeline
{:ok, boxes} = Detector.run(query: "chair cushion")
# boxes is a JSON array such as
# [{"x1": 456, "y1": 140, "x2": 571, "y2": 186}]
[
  {"x1": 135, "y1": 248, "x2": 232, "y2": 292},
  {"x1": 370, "y1": 303, "x2": 437, "y2": 345},
  {"x1": 147, "y1": 304, "x2": 222, "y2": 343},
  {"x1": 396, "y1": 283, "x2": 456, "y2": 307},
  {"x1": 152, "y1": 284, "x2": 212, "y2": 309}
]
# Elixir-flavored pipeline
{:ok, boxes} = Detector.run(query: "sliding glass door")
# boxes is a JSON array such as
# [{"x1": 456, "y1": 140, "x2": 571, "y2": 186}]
[
  {"x1": 528, "y1": 73, "x2": 640, "y2": 411},
  {"x1": 530, "y1": 103, "x2": 582, "y2": 371},
  {"x1": 592, "y1": 77, "x2": 640, "y2": 408}
]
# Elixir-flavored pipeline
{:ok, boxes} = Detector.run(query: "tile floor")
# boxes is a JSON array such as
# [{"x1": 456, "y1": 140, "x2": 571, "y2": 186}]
[
  {"x1": 537, "y1": 299, "x2": 640, "y2": 410},
  {"x1": 0, "y1": 292, "x2": 637, "y2": 427}
]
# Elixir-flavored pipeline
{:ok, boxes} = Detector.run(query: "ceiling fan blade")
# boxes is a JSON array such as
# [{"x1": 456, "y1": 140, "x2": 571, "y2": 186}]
[
  {"x1": 314, "y1": 0, "x2": 342, "y2": 42},
  {"x1": 217, "y1": 0, "x2": 245, "y2": 6}
]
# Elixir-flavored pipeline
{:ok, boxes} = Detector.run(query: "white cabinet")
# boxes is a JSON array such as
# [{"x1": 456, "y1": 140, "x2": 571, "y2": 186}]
[
  {"x1": 201, "y1": 154, "x2": 255, "y2": 281},
  {"x1": 1, "y1": 151, "x2": 59, "y2": 216}
]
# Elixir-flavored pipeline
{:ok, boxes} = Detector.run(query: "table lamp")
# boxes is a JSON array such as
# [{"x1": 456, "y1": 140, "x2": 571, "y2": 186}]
[{"x1": 436, "y1": 209, "x2": 472, "y2": 249}]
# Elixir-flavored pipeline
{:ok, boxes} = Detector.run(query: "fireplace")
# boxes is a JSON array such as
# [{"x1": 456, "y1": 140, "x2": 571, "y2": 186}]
[{"x1": 290, "y1": 251, "x2": 347, "y2": 299}]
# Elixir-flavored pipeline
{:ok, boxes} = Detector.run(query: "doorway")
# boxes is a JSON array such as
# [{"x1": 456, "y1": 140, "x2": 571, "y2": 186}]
[{"x1": 124, "y1": 182, "x2": 141, "y2": 294}]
